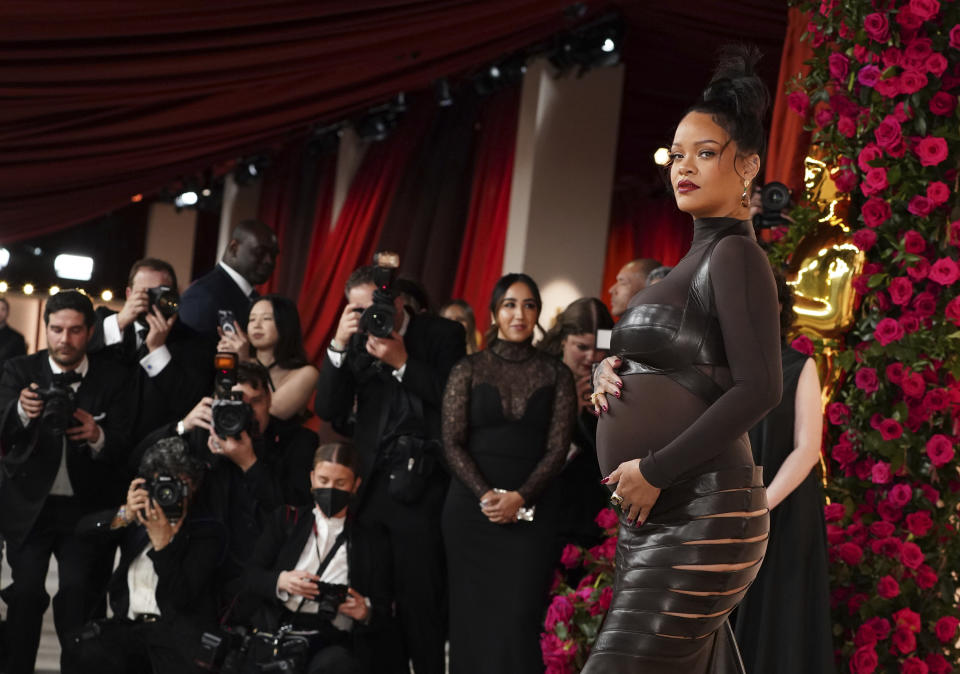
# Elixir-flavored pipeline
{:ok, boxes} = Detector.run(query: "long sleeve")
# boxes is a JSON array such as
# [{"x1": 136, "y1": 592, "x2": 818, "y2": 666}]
[
  {"x1": 639, "y1": 235, "x2": 783, "y2": 488},
  {"x1": 441, "y1": 357, "x2": 490, "y2": 499},
  {"x1": 517, "y1": 362, "x2": 576, "y2": 504}
]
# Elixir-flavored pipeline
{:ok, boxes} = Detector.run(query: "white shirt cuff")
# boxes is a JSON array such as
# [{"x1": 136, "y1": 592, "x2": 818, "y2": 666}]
[
  {"x1": 392, "y1": 363, "x2": 407, "y2": 382},
  {"x1": 89, "y1": 426, "x2": 106, "y2": 454},
  {"x1": 103, "y1": 314, "x2": 123, "y2": 346},
  {"x1": 140, "y1": 345, "x2": 171, "y2": 377},
  {"x1": 327, "y1": 347, "x2": 345, "y2": 368},
  {"x1": 16, "y1": 400, "x2": 30, "y2": 427}
]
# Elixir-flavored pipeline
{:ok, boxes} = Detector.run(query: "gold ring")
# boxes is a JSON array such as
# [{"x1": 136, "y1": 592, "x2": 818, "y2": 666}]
[
  {"x1": 590, "y1": 392, "x2": 601, "y2": 404},
  {"x1": 610, "y1": 493, "x2": 624, "y2": 508}
]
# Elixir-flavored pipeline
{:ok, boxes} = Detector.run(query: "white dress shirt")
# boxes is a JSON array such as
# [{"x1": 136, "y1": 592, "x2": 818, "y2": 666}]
[
  {"x1": 219, "y1": 261, "x2": 255, "y2": 299},
  {"x1": 127, "y1": 544, "x2": 162, "y2": 619},
  {"x1": 101, "y1": 314, "x2": 172, "y2": 377}
]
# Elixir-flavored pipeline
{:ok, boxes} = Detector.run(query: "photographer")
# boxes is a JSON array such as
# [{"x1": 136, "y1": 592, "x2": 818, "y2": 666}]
[
  {"x1": 241, "y1": 442, "x2": 394, "y2": 674},
  {"x1": 66, "y1": 437, "x2": 225, "y2": 674},
  {"x1": 0, "y1": 290, "x2": 133, "y2": 674},
  {"x1": 315, "y1": 264, "x2": 465, "y2": 674},
  {"x1": 89, "y1": 257, "x2": 213, "y2": 443}
]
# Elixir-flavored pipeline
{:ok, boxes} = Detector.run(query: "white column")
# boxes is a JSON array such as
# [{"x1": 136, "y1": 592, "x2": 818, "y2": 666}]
[{"x1": 332, "y1": 127, "x2": 368, "y2": 227}]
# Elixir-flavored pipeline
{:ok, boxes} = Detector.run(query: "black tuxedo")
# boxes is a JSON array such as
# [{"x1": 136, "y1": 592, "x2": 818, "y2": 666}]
[
  {"x1": 0, "y1": 350, "x2": 134, "y2": 674},
  {"x1": 88, "y1": 305, "x2": 214, "y2": 444},
  {"x1": 178, "y1": 264, "x2": 256, "y2": 336},
  {"x1": 313, "y1": 313, "x2": 464, "y2": 674},
  {"x1": 65, "y1": 506, "x2": 226, "y2": 674},
  {"x1": 0, "y1": 324, "x2": 27, "y2": 363},
  {"x1": 245, "y1": 507, "x2": 401, "y2": 674}
]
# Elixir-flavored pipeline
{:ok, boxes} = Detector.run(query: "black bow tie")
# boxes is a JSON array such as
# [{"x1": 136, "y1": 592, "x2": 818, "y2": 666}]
[{"x1": 52, "y1": 371, "x2": 82, "y2": 386}]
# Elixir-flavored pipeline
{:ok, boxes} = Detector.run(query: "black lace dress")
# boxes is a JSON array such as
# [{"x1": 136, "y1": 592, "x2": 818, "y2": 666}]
[{"x1": 441, "y1": 339, "x2": 576, "y2": 674}]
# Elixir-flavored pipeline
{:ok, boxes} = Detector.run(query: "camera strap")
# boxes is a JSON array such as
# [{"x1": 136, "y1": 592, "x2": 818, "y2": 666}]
[{"x1": 294, "y1": 527, "x2": 348, "y2": 614}]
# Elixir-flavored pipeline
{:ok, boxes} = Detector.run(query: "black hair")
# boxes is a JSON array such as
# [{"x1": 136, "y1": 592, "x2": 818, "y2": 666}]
[
  {"x1": 484, "y1": 273, "x2": 543, "y2": 346},
  {"x1": 687, "y1": 44, "x2": 770, "y2": 160},
  {"x1": 138, "y1": 436, "x2": 206, "y2": 487},
  {"x1": 313, "y1": 441, "x2": 363, "y2": 476},
  {"x1": 249, "y1": 295, "x2": 308, "y2": 369},
  {"x1": 128, "y1": 258, "x2": 178, "y2": 292},
  {"x1": 772, "y1": 269, "x2": 795, "y2": 340},
  {"x1": 230, "y1": 219, "x2": 273, "y2": 244},
  {"x1": 236, "y1": 361, "x2": 271, "y2": 393},
  {"x1": 394, "y1": 278, "x2": 431, "y2": 314},
  {"x1": 44, "y1": 290, "x2": 95, "y2": 327},
  {"x1": 344, "y1": 265, "x2": 379, "y2": 298},
  {"x1": 538, "y1": 297, "x2": 614, "y2": 357}
]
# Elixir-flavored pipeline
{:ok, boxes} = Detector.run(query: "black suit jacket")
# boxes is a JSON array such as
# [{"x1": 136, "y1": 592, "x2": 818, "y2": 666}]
[
  {"x1": 0, "y1": 351, "x2": 134, "y2": 548},
  {"x1": 245, "y1": 506, "x2": 393, "y2": 669},
  {"x1": 88, "y1": 306, "x2": 214, "y2": 444},
  {"x1": 314, "y1": 313, "x2": 465, "y2": 486},
  {"x1": 0, "y1": 325, "x2": 27, "y2": 364},
  {"x1": 178, "y1": 265, "x2": 255, "y2": 336}
]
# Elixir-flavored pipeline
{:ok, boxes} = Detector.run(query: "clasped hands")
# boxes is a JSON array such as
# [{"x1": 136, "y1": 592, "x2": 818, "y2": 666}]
[{"x1": 479, "y1": 489, "x2": 524, "y2": 524}]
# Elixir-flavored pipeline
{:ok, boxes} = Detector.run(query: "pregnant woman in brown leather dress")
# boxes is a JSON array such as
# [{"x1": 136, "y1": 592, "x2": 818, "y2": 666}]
[{"x1": 582, "y1": 46, "x2": 782, "y2": 673}]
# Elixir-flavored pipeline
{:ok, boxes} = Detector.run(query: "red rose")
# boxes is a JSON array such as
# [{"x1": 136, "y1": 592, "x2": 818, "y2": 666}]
[
  {"x1": 837, "y1": 116, "x2": 856, "y2": 138},
  {"x1": 838, "y1": 541, "x2": 864, "y2": 565},
  {"x1": 914, "y1": 137, "x2": 949, "y2": 167},
  {"x1": 870, "y1": 461, "x2": 891, "y2": 484},
  {"x1": 875, "y1": 317, "x2": 905, "y2": 346},
  {"x1": 832, "y1": 442, "x2": 858, "y2": 468},
  {"x1": 898, "y1": 70, "x2": 928, "y2": 94},
  {"x1": 814, "y1": 106, "x2": 834, "y2": 128},
  {"x1": 824, "y1": 502, "x2": 845, "y2": 522},
  {"x1": 925, "y1": 53, "x2": 948, "y2": 77},
  {"x1": 853, "y1": 229, "x2": 877, "y2": 251},
  {"x1": 923, "y1": 388, "x2": 948, "y2": 411},
  {"x1": 876, "y1": 76, "x2": 900, "y2": 98},
  {"x1": 871, "y1": 535, "x2": 903, "y2": 557},
  {"x1": 925, "y1": 653, "x2": 951, "y2": 674},
  {"x1": 869, "y1": 520, "x2": 895, "y2": 537},
  {"x1": 855, "y1": 623, "x2": 878, "y2": 647},
  {"x1": 540, "y1": 633, "x2": 576, "y2": 669},
  {"x1": 856, "y1": 367, "x2": 879, "y2": 393},
  {"x1": 892, "y1": 625, "x2": 917, "y2": 654},
  {"x1": 900, "y1": 541, "x2": 924, "y2": 569},
  {"x1": 878, "y1": 579, "x2": 902, "y2": 601},
  {"x1": 861, "y1": 167, "x2": 888, "y2": 195},
  {"x1": 935, "y1": 616, "x2": 960, "y2": 643},
  {"x1": 595, "y1": 585, "x2": 612, "y2": 613},
  {"x1": 914, "y1": 564, "x2": 938, "y2": 589},
  {"x1": 901, "y1": 372, "x2": 926, "y2": 398},
  {"x1": 919, "y1": 483, "x2": 940, "y2": 504},
  {"x1": 911, "y1": 291, "x2": 936, "y2": 316},
  {"x1": 950, "y1": 220, "x2": 960, "y2": 246},
  {"x1": 888, "y1": 277, "x2": 914, "y2": 305},
  {"x1": 787, "y1": 90, "x2": 809, "y2": 115},
  {"x1": 905, "y1": 510, "x2": 933, "y2": 536},
  {"x1": 874, "y1": 116, "x2": 902, "y2": 150},
  {"x1": 925, "y1": 434, "x2": 955, "y2": 466},
  {"x1": 888, "y1": 482, "x2": 912, "y2": 507},
  {"x1": 827, "y1": 402, "x2": 851, "y2": 425},
  {"x1": 893, "y1": 607, "x2": 922, "y2": 632},
  {"x1": 926, "y1": 181, "x2": 949, "y2": 205},
  {"x1": 907, "y1": 0, "x2": 940, "y2": 22},
  {"x1": 560, "y1": 543, "x2": 581, "y2": 569},
  {"x1": 829, "y1": 53, "x2": 850, "y2": 82},
  {"x1": 951, "y1": 24, "x2": 960, "y2": 49},
  {"x1": 544, "y1": 594, "x2": 575, "y2": 630},
  {"x1": 886, "y1": 364, "x2": 905, "y2": 385},
  {"x1": 882, "y1": 47, "x2": 903, "y2": 68},
  {"x1": 928, "y1": 257, "x2": 960, "y2": 285},
  {"x1": 879, "y1": 418, "x2": 903, "y2": 440},
  {"x1": 907, "y1": 195, "x2": 933, "y2": 217},
  {"x1": 857, "y1": 144, "x2": 883, "y2": 172},
  {"x1": 900, "y1": 657, "x2": 928, "y2": 674},
  {"x1": 864, "y1": 12, "x2": 890, "y2": 41},
  {"x1": 929, "y1": 91, "x2": 957, "y2": 116},
  {"x1": 834, "y1": 169, "x2": 859, "y2": 193},
  {"x1": 594, "y1": 508, "x2": 619, "y2": 530},
  {"x1": 861, "y1": 197, "x2": 891, "y2": 228},
  {"x1": 851, "y1": 645, "x2": 878, "y2": 674},
  {"x1": 865, "y1": 616, "x2": 891, "y2": 640},
  {"x1": 903, "y1": 230, "x2": 927, "y2": 254},
  {"x1": 790, "y1": 335, "x2": 814, "y2": 356},
  {"x1": 945, "y1": 296, "x2": 960, "y2": 325},
  {"x1": 906, "y1": 257, "x2": 930, "y2": 281}
]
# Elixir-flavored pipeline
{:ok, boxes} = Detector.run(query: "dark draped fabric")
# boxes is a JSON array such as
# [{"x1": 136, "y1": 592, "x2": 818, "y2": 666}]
[
  {"x1": 0, "y1": 0, "x2": 597, "y2": 241},
  {"x1": 451, "y1": 89, "x2": 520, "y2": 336},
  {"x1": 601, "y1": 188, "x2": 693, "y2": 309}
]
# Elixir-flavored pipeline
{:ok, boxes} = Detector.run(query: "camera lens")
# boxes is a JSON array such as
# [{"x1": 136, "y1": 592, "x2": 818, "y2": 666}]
[
  {"x1": 155, "y1": 484, "x2": 177, "y2": 505},
  {"x1": 761, "y1": 181, "x2": 790, "y2": 211}
]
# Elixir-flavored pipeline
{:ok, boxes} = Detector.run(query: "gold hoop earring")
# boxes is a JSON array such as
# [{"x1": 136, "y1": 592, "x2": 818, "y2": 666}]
[{"x1": 740, "y1": 180, "x2": 750, "y2": 208}]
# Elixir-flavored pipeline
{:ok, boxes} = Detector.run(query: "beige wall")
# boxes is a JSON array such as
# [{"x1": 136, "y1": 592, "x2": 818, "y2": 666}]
[
  {"x1": 503, "y1": 58, "x2": 624, "y2": 327},
  {"x1": 145, "y1": 203, "x2": 197, "y2": 292},
  {"x1": 3, "y1": 292, "x2": 123, "y2": 354},
  {"x1": 215, "y1": 174, "x2": 263, "y2": 271}
]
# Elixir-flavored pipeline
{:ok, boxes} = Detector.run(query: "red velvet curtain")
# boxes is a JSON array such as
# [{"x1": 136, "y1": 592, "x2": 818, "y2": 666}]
[
  {"x1": 297, "y1": 109, "x2": 433, "y2": 363},
  {"x1": 601, "y1": 188, "x2": 693, "y2": 309},
  {"x1": 764, "y1": 6, "x2": 814, "y2": 194},
  {"x1": 451, "y1": 89, "x2": 521, "y2": 334},
  {"x1": 0, "y1": 1, "x2": 598, "y2": 242}
]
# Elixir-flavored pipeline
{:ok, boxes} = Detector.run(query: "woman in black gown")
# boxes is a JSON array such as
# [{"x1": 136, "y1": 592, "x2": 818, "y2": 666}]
[
  {"x1": 585, "y1": 46, "x2": 782, "y2": 673},
  {"x1": 734, "y1": 274, "x2": 836, "y2": 674},
  {"x1": 441, "y1": 273, "x2": 576, "y2": 674}
]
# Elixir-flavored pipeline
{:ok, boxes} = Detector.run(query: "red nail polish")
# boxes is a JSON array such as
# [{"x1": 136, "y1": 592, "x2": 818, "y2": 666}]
[
  {"x1": 614, "y1": 391, "x2": 621, "y2": 398},
  {"x1": 602, "y1": 405, "x2": 608, "y2": 413},
  {"x1": 600, "y1": 477, "x2": 609, "y2": 484},
  {"x1": 616, "y1": 381, "x2": 623, "y2": 388}
]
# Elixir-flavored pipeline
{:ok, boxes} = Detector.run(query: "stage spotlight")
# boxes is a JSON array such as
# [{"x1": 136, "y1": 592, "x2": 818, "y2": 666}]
[
  {"x1": 355, "y1": 106, "x2": 401, "y2": 142},
  {"x1": 435, "y1": 79, "x2": 454, "y2": 107},
  {"x1": 131, "y1": 193, "x2": 143, "y2": 202},
  {"x1": 234, "y1": 156, "x2": 269, "y2": 185},
  {"x1": 49, "y1": 285, "x2": 60, "y2": 296},
  {"x1": 101, "y1": 289, "x2": 114, "y2": 302},
  {"x1": 0, "y1": 247, "x2": 8, "y2": 270},
  {"x1": 22, "y1": 283, "x2": 34, "y2": 295},
  {"x1": 0, "y1": 282, "x2": 7, "y2": 293},
  {"x1": 654, "y1": 147, "x2": 671, "y2": 166},
  {"x1": 174, "y1": 190, "x2": 199, "y2": 208},
  {"x1": 54, "y1": 254, "x2": 94, "y2": 281},
  {"x1": 489, "y1": 66, "x2": 501, "y2": 79},
  {"x1": 202, "y1": 188, "x2": 212, "y2": 197},
  {"x1": 602, "y1": 38, "x2": 616, "y2": 53}
]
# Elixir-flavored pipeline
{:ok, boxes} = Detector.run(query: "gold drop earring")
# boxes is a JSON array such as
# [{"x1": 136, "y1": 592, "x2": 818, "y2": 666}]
[{"x1": 740, "y1": 180, "x2": 751, "y2": 208}]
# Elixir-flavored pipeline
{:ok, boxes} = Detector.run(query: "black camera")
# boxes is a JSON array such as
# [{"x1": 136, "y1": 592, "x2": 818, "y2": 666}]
[
  {"x1": 36, "y1": 376, "x2": 78, "y2": 435},
  {"x1": 195, "y1": 625, "x2": 249, "y2": 673},
  {"x1": 146, "y1": 285, "x2": 180, "y2": 319},
  {"x1": 212, "y1": 352, "x2": 253, "y2": 440},
  {"x1": 359, "y1": 265, "x2": 397, "y2": 339},
  {"x1": 313, "y1": 581, "x2": 350, "y2": 621},
  {"x1": 145, "y1": 474, "x2": 189, "y2": 521},
  {"x1": 752, "y1": 181, "x2": 792, "y2": 229}
]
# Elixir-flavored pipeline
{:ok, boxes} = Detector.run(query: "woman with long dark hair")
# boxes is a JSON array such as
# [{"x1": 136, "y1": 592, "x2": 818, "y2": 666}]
[
  {"x1": 441, "y1": 273, "x2": 576, "y2": 674},
  {"x1": 585, "y1": 45, "x2": 782, "y2": 672},
  {"x1": 217, "y1": 294, "x2": 319, "y2": 420}
]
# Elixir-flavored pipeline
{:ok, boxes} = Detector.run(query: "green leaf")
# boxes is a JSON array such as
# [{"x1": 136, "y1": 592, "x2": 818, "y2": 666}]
[
  {"x1": 838, "y1": 350, "x2": 857, "y2": 372},
  {"x1": 867, "y1": 273, "x2": 888, "y2": 288},
  {"x1": 887, "y1": 165, "x2": 902, "y2": 185}
]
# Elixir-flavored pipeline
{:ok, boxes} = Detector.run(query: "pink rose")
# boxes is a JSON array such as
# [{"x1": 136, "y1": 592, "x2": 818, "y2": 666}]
[
  {"x1": 857, "y1": 65, "x2": 881, "y2": 88},
  {"x1": 945, "y1": 296, "x2": 960, "y2": 325},
  {"x1": 870, "y1": 461, "x2": 891, "y2": 484},
  {"x1": 908, "y1": 0, "x2": 940, "y2": 22},
  {"x1": 853, "y1": 229, "x2": 877, "y2": 251},
  {"x1": 851, "y1": 644, "x2": 878, "y2": 674},
  {"x1": 879, "y1": 418, "x2": 903, "y2": 440},
  {"x1": 898, "y1": 70, "x2": 928, "y2": 94},
  {"x1": 914, "y1": 137, "x2": 949, "y2": 166},
  {"x1": 893, "y1": 607, "x2": 922, "y2": 632},
  {"x1": 929, "y1": 91, "x2": 957, "y2": 116},
  {"x1": 874, "y1": 317, "x2": 904, "y2": 346},
  {"x1": 560, "y1": 544, "x2": 581, "y2": 569},
  {"x1": 915, "y1": 564, "x2": 938, "y2": 589},
  {"x1": 903, "y1": 230, "x2": 927, "y2": 254},
  {"x1": 544, "y1": 594, "x2": 575, "y2": 630},
  {"x1": 907, "y1": 195, "x2": 933, "y2": 217},
  {"x1": 829, "y1": 53, "x2": 850, "y2": 82},
  {"x1": 790, "y1": 335, "x2": 814, "y2": 356},
  {"x1": 901, "y1": 371, "x2": 926, "y2": 398},
  {"x1": 838, "y1": 541, "x2": 864, "y2": 565},
  {"x1": 888, "y1": 482, "x2": 912, "y2": 507},
  {"x1": 926, "y1": 181, "x2": 949, "y2": 205},
  {"x1": 787, "y1": 90, "x2": 809, "y2": 115},
  {"x1": 834, "y1": 169, "x2": 859, "y2": 193},
  {"x1": 827, "y1": 402, "x2": 851, "y2": 425},
  {"x1": 900, "y1": 657, "x2": 928, "y2": 674},
  {"x1": 892, "y1": 625, "x2": 917, "y2": 654},
  {"x1": 824, "y1": 502, "x2": 845, "y2": 522},
  {"x1": 926, "y1": 434, "x2": 955, "y2": 466},
  {"x1": 888, "y1": 277, "x2": 914, "y2": 305},
  {"x1": 905, "y1": 510, "x2": 933, "y2": 536},
  {"x1": 929, "y1": 257, "x2": 960, "y2": 285},
  {"x1": 861, "y1": 167, "x2": 888, "y2": 195},
  {"x1": 855, "y1": 368, "x2": 879, "y2": 394},
  {"x1": 874, "y1": 116, "x2": 902, "y2": 150},
  {"x1": 951, "y1": 24, "x2": 960, "y2": 49},
  {"x1": 857, "y1": 144, "x2": 883, "y2": 172},
  {"x1": 934, "y1": 615, "x2": 959, "y2": 643},
  {"x1": 900, "y1": 541, "x2": 924, "y2": 569},
  {"x1": 864, "y1": 12, "x2": 890, "y2": 42},
  {"x1": 861, "y1": 197, "x2": 891, "y2": 228},
  {"x1": 594, "y1": 508, "x2": 619, "y2": 530},
  {"x1": 540, "y1": 633, "x2": 576, "y2": 670}
]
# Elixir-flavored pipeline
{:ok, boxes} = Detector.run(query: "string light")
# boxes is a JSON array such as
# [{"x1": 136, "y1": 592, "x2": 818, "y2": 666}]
[
  {"x1": 101, "y1": 289, "x2": 114, "y2": 302},
  {"x1": 0, "y1": 281, "x2": 7, "y2": 293},
  {"x1": 22, "y1": 283, "x2": 34, "y2": 295},
  {"x1": 49, "y1": 285, "x2": 60, "y2": 295}
]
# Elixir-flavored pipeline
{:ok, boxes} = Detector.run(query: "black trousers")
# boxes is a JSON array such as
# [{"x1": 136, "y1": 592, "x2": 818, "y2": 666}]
[
  {"x1": 2, "y1": 496, "x2": 106, "y2": 674},
  {"x1": 357, "y1": 470, "x2": 447, "y2": 674},
  {"x1": 64, "y1": 618, "x2": 199, "y2": 674}
]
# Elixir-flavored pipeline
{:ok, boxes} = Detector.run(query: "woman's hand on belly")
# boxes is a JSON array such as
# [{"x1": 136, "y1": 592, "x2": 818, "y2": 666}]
[
  {"x1": 604, "y1": 460, "x2": 661, "y2": 526},
  {"x1": 591, "y1": 356, "x2": 623, "y2": 414}
]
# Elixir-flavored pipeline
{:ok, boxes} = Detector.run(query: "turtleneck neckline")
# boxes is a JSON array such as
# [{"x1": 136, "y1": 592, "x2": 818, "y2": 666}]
[
  {"x1": 692, "y1": 217, "x2": 753, "y2": 244},
  {"x1": 489, "y1": 338, "x2": 536, "y2": 362}
]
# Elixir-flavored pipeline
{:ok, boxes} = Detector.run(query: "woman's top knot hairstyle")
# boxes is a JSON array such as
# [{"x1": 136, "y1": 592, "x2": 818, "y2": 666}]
[{"x1": 691, "y1": 44, "x2": 770, "y2": 158}]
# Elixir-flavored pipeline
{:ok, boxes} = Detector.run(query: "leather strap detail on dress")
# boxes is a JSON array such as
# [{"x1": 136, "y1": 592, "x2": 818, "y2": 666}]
[
  {"x1": 612, "y1": 586, "x2": 749, "y2": 616},
  {"x1": 620, "y1": 559, "x2": 762, "y2": 593},
  {"x1": 624, "y1": 514, "x2": 769, "y2": 551}
]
